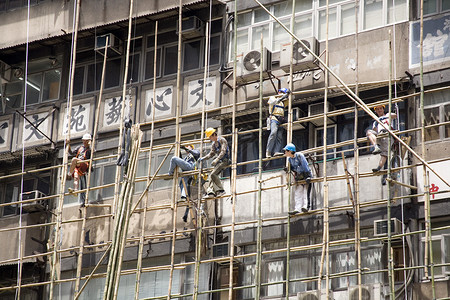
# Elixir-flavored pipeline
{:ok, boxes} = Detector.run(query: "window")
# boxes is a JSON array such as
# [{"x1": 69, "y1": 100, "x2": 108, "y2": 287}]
[
  {"x1": 420, "y1": 227, "x2": 450, "y2": 278},
  {"x1": 73, "y1": 57, "x2": 122, "y2": 95},
  {"x1": 183, "y1": 40, "x2": 202, "y2": 71},
  {"x1": 424, "y1": 89, "x2": 450, "y2": 142},
  {"x1": 420, "y1": 0, "x2": 450, "y2": 16},
  {"x1": 134, "y1": 149, "x2": 173, "y2": 194},
  {"x1": 315, "y1": 124, "x2": 337, "y2": 160}
]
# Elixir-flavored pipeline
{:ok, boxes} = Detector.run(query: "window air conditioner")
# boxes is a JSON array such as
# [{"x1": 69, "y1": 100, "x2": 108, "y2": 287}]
[
  {"x1": 308, "y1": 102, "x2": 336, "y2": 126},
  {"x1": 176, "y1": 16, "x2": 205, "y2": 39},
  {"x1": 20, "y1": 190, "x2": 47, "y2": 213},
  {"x1": 297, "y1": 289, "x2": 332, "y2": 300},
  {"x1": 0, "y1": 60, "x2": 12, "y2": 82},
  {"x1": 292, "y1": 107, "x2": 305, "y2": 130},
  {"x1": 95, "y1": 33, "x2": 123, "y2": 56},
  {"x1": 349, "y1": 284, "x2": 382, "y2": 300},
  {"x1": 280, "y1": 37, "x2": 319, "y2": 73},
  {"x1": 374, "y1": 218, "x2": 403, "y2": 237},
  {"x1": 236, "y1": 48, "x2": 272, "y2": 83}
]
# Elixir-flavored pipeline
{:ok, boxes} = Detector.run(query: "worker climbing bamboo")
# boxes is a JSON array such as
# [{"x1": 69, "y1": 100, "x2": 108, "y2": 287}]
[
  {"x1": 165, "y1": 144, "x2": 200, "y2": 207},
  {"x1": 198, "y1": 127, "x2": 229, "y2": 199},
  {"x1": 266, "y1": 88, "x2": 290, "y2": 158},
  {"x1": 366, "y1": 104, "x2": 397, "y2": 183},
  {"x1": 283, "y1": 143, "x2": 312, "y2": 215},
  {"x1": 66, "y1": 133, "x2": 92, "y2": 205}
]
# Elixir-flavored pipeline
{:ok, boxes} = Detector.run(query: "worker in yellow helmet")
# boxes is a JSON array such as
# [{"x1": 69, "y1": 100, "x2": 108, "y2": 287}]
[
  {"x1": 366, "y1": 104, "x2": 396, "y2": 183},
  {"x1": 198, "y1": 127, "x2": 230, "y2": 199}
]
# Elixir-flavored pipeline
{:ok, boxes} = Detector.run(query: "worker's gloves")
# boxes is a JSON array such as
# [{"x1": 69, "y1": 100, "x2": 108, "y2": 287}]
[
  {"x1": 211, "y1": 159, "x2": 219, "y2": 166},
  {"x1": 181, "y1": 146, "x2": 188, "y2": 151}
]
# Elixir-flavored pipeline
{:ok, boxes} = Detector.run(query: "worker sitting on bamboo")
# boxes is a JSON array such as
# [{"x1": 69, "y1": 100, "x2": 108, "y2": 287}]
[
  {"x1": 283, "y1": 143, "x2": 312, "y2": 215},
  {"x1": 166, "y1": 144, "x2": 200, "y2": 202},
  {"x1": 266, "y1": 88, "x2": 290, "y2": 158},
  {"x1": 66, "y1": 133, "x2": 92, "y2": 204},
  {"x1": 198, "y1": 128, "x2": 229, "y2": 199},
  {"x1": 366, "y1": 104, "x2": 396, "y2": 176}
]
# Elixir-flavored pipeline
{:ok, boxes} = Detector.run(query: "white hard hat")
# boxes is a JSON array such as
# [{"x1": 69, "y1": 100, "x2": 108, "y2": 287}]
[{"x1": 82, "y1": 133, "x2": 92, "y2": 140}]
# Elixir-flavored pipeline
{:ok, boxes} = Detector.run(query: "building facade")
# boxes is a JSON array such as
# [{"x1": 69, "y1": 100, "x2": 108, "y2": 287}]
[{"x1": 0, "y1": 0, "x2": 449, "y2": 299}]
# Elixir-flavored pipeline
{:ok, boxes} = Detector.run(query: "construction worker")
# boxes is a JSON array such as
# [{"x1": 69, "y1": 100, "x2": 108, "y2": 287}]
[
  {"x1": 266, "y1": 88, "x2": 290, "y2": 158},
  {"x1": 198, "y1": 128, "x2": 229, "y2": 199},
  {"x1": 366, "y1": 105, "x2": 397, "y2": 176},
  {"x1": 166, "y1": 144, "x2": 200, "y2": 204},
  {"x1": 67, "y1": 133, "x2": 92, "y2": 204},
  {"x1": 283, "y1": 143, "x2": 312, "y2": 215}
]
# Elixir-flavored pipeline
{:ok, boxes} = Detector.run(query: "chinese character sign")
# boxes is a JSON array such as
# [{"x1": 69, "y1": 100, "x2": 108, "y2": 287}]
[
  {"x1": 103, "y1": 95, "x2": 130, "y2": 128},
  {"x1": 63, "y1": 103, "x2": 91, "y2": 136},
  {"x1": 186, "y1": 77, "x2": 216, "y2": 113},
  {"x1": 145, "y1": 86, "x2": 173, "y2": 120},
  {"x1": 411, "y1": 16, "x2": 450, "y2": 67},
  {"x1": 417, "y1": 161, "x2": 450, "y2": 202},
  {"x1": 0, "y1": 119, "x2": 10, "y2": 151},
  {"x1": 23, "y1": 112, "x2": 50, "y2": 144}
]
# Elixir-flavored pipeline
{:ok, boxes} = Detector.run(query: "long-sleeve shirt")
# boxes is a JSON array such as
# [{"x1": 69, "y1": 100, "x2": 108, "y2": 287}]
[
  {"x1": 288, "y1": 152, "x2": 311, "y2": 175},
  {"x1": 203, "y1": 136, "x2": 229, "y2": 161},
  {"x1": 268, "y1": 93, "x2": 289, "y2": 121},
  {"x1": 184, "y1": 148, "x2": 200, "y2": 164}
]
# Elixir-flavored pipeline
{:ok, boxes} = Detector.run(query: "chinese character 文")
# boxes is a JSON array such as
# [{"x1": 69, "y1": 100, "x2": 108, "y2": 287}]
[
  {"x1": 25, "y1": 114, "x2": 45, "y2": 141},
  {"x1": 190, "y1": 79, "x2": 212, "y2": 107}
]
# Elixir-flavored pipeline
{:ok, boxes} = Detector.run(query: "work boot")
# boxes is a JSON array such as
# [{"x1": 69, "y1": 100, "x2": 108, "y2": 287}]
[
  {"x1": 216, "y1": 190, "x2": 226, "y2": 197},
  {"x1": 301, "y1": 206, "x2": 308, "y2": 213},
  {"x1": 203, "y1": 193, "x2": 215, "y2": 199},
  {"x1": 266, "y1": 151, "x2": 272, "y2": 158},
  {"x1": 372, "y1": 145, "x2": 381, "y2": 155},
  {"x1": 372, "y1": 166, "x2": 381, "y2": 173},
  {"x1": 288, "y1": 210, "x2": 299, "y2": 215},
  {"x1": 273, "y1": 152, "x2": 284, "y2": 157}
]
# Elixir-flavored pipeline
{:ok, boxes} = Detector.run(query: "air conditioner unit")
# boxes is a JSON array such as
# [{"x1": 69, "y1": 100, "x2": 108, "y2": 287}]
[
  {"x1": 20, "y1": 190, "x2": 47, "y2": 213},
  {"x1": 280, "y1": 37, "x2": 319, "y2": 73},
  {"x1": 176, "y1": 16, "x2": 204, "y2": 39},
  {"x1": 292, "y1": 107, "x2": 305, "y2": 130},
  {"x1": 95, "y1": 33, "x2": 123, "y2": 56},
  {"x1": 348, "y1": 284, "x2": 382, "y2": 300},
  {"x1": 374, "y1": 218, "x2": 403, "y2": 237},
  {"x1": 297, "y1": 289, "x2": 332, "y2": 300},
  {"x1": 236, "y1": 48, "x2": 272, "y2": 83},
  {"x1": 308, "y1": 102, "x2": 336, "y2": 126},
  {"x1": 0, "y1": 60, "x2": 12, "y2": 82}
]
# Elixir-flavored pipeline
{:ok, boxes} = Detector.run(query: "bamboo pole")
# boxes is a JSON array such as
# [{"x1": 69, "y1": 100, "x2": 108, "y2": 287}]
[
  {"x1": 167, "y1": 1, "x2": 183, "y2": 298},
  {"x1": 74, "y1": 34, "x2": 109, "y2": 296},
  {"x1": 49, "y1": 0, "x2": 81, "y2": 298},
  {"x1": 134, "y1": 19, "x2": 159, "y2": 300}
]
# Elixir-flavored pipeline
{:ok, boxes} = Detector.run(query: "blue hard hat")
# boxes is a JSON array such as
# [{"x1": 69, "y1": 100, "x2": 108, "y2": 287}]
[
  {"x1": 282, "y1": 143, "x2": 296, "y2": 152},
  {"x1": 278, "y1": 88, "x2": 289, "y2": 94}
]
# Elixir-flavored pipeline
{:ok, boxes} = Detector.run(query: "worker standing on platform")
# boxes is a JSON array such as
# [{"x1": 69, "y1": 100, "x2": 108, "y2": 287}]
[
  {"x1": 198, "y1": 128, "x2": 229, "y2": 199},
  {"x1": 67, "y1": 133, "x2": 92, "y2": 205},
  {"x1": 266, "y1": 88, "x2": 290, "y2": 158},
  {"x1": 366, "y1": 105, "x2": 397, "y2": 175},
  {"x1": 166, "y1": 144, "x2": 200, "y2": 203},
  {"x1": 283, "y1": 143, "x2": 312, "y2": 215}
]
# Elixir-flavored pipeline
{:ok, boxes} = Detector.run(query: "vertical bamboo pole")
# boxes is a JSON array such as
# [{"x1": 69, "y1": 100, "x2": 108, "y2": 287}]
[
  {"x1": 387, "y1": 31, "x2": 395, "y2": 300},
  {"x1": 255, "y1": 33, "x2": 264, "y2": 300},
  {"x1": 228, "y1": 1, "x2": 239, "y2": 298},
  {"x1": 134, "y1": 20, "x2": 158, "y2": 300},
  {"x1": 193, "y1": 20, "x2": 210, "y2": 300},
  {"x1": 353, "y1": 0, "x2": 363, "y2": 298},
  {"x1": 74, "y1": 36, "x2": 109, "y2": 296},
  {"x1": 49, "y1": 1, "x2": 81, "y2": 298},
  {"x1": 167, "y1": 1, "x2": 183, "y2": 298},
  {"x1": 285, "y1": 1, "x2": 296, "y2": 298}
]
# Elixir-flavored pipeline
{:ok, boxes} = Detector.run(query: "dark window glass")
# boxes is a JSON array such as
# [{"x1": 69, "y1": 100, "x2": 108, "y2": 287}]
[
  {"x1": 104, "y1": 58, "x2": 121, "y2": 89},
  {"x1": 0, "y1": 0, "x2": 6, "y2": 11},
  {"x1": 4, "y1": 183, "x2": 18, "y2": 216},
  {"x1": 164, "y1": 45, "x2": 178, "y2": 76},
  {"x1": 127, "y1": 53, "x2": 140, "y2": 84},
  {"x1": 209, "y1": 36, "x2": 220, "y2": 66},
  {"x1": 25, "y1": 73, "x2": 42, "y2": 105},
  {"x1": 86, "y1": 62, "x2": 101, "y2": 93},
  {"x1": 8, "y1": 0, "x2": 23, "y2": 10},
  {"x1": 73, "y1": 66, "x2": 84, "y2": 95},
  {"x1": 145, "y1": 48, "x2": 161, "y2": 80},
  {"x1": 183, "y1": 40, "x2": 201, "y2": 71},
  {"x1": 211, "y1": 19, "x2": 222, "y2": 34}
]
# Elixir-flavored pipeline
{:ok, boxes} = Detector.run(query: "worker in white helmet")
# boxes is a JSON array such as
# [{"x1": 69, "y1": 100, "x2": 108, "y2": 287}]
[
  {"x1": 66, "y1": 133, "x2": 92, "y2": 205},
  {"x1": 198, "y1": 128, "x2": 230, "y2": 199}
]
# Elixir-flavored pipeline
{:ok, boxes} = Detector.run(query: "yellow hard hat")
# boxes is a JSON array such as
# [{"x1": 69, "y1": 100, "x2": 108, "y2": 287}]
[
  {"x1": 205, "y1": 127, "x2": 216, "y2": 138},
  {"x1": 374, "y1": 104, "x2": 385, "y2": 110}
]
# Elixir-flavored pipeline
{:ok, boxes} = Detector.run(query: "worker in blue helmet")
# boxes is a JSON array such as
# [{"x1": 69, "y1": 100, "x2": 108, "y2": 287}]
[
  {"x1": 266, "y1": 88, "x2": 290, "y2": 158},
  {"x1": 283, "y1": 143, "x2": 313, "y2": 215}
]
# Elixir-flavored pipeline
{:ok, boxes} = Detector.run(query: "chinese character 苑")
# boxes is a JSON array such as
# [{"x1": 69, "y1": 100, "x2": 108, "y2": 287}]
[{"x1": 71, "y1": 105, "x2": 87, "y2": 132}]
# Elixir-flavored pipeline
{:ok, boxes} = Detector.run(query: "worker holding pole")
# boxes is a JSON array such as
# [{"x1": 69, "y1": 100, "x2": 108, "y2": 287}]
[
  {"x1": 198, "y1": 128, "x2": 229, "y2": 199},
  {"x1": 266, "y1": 88, "x2": 290, "y2": 158},
  {"x1": 283, "y1": 143, "x2": 312, "y2": 215}
]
